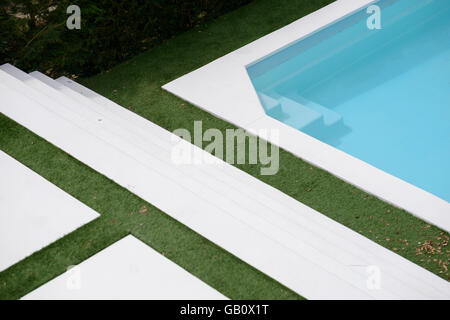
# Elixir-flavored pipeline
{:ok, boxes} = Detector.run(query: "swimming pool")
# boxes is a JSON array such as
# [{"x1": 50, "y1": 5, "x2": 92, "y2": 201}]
[
  {"x1": 247, "y1": 0, "x2": 450, "y2": 203},
  {"x1": 163, "y1": 0, "x2": 450, "y2": 232}
]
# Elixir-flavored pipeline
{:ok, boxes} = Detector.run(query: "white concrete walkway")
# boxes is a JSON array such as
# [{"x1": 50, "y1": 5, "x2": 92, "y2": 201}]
[
  {"x1": 1, "y1": 63, "x2": 449, "y2": 299},
  {"x1": 0, "y1": 150, "x2": 99, "y2": 272},
  {"x1": 22, "y1": 235, "x2": 227, "y2": 300}
]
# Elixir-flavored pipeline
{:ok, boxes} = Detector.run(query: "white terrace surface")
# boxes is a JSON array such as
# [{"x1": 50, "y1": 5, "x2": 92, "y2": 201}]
[
  {"x1": 0, "y1": 63, "x2": 449, "y2": 299},
  {"x1": 162, "y1": 0, "x2": 450, "y2": 233},
  {"x1": 22, "y1": 235, "x2": 226, "y2": 300},
  {"x1": 0, "y1": 150, "x2": 99, "y2": 272}
]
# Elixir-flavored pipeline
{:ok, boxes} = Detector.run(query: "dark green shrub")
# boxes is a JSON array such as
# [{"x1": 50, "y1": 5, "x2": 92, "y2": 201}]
[{"x1": 0, "y1": 0, "x2": 251, "y2": 77}]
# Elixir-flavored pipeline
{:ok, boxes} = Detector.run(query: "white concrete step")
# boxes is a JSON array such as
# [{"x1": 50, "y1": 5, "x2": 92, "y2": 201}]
[
  {"x1": 0, "y1": 71, "x2": 367, "y2": 299},
  {"x1": 0, "y1": 151, "x2": 99, "y2": 272},
  {"x1": 1, "y1": 66, "x2": 449, "y2": 299},
  {"x1": 22, "y1": 235, "x2": 227, "y2": 300}
]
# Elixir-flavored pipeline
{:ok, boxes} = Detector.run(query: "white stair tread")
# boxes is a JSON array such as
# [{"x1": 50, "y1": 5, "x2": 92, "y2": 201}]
[
  {"x1": 0, "y1": 151, "x2": 99, "y2": 272},
  {"x1": 22, "y1": 235, "x2": 227, "y2": 300},
  {"x1": 1, "y1": 65, "x2": 449, "y2": 299}
]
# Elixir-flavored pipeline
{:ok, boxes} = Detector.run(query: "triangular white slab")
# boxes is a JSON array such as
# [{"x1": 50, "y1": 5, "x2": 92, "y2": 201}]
[
  {"x1": 22, "y1": 235, "x2": 227, "y2": 300},
  {"x1": 0, "y1": 151, "x2": 99, "y2": 272}
]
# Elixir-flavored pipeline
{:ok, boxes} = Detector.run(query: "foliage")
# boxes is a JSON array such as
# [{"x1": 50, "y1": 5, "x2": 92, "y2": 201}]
[{"x1": 0, "y1": 0, "x2": 251, "y2": 77}]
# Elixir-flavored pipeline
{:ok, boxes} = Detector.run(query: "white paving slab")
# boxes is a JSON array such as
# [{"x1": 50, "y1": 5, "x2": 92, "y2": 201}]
[
  {"x1": 0, "y1": 151, "x2": 99, "y2": 272},
  {"x1": 22, "y1": 235, "x2": 227, "y2": 300},
  {"x1": 1, "y1": 64, "x2": 449, "y2": 299},
  {"x1": 161, "y1": 0, "x2": 450, "y2": 233}
]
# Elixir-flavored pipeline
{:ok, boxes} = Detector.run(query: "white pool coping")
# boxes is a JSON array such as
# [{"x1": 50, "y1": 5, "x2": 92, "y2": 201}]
[
  {"x1": 162, "y1": 0, "x2": 450, "y2": 233},
  {"x1": 22, "y1": 235, "x2": 227, "y2": 300},
  {"x1": 0, "y1": 151, "x2": 99, "y2": 272}
]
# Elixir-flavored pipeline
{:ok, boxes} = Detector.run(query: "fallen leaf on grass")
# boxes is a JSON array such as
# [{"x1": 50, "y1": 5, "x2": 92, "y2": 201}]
[{"x1": 139, "y1": 205, "x2": 147, "y2": 214}]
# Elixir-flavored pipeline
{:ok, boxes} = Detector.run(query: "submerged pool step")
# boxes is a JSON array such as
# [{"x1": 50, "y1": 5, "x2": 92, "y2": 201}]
[
  {"x1": 288, "y1": 93, "x2": 342, "y2": 127},
  {"x1": 278, "y1": 97, "x2": 323, "y2": 131},
  {"x1": 257, "y1": 92, "x2": 283, "y2": 118},
  {"x1": 1, "y1": 64, "x2": 449, "y2": 299},
  {"x1": 257, "y1": 91, "x2": 343, "y2": 136}
]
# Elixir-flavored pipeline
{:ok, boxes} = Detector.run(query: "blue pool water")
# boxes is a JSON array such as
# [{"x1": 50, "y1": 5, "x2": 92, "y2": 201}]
[{"x1": 247, "y1": 0, "x2": 450, "y2": 202}]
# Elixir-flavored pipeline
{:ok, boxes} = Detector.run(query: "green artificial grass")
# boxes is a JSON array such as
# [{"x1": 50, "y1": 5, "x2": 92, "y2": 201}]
[
  {"x1": 0, "y1": 115, "x2": 301, "y2": 300},
  {"x1": 0, "y1": 0, "x2": 448, "y2": 300}
]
